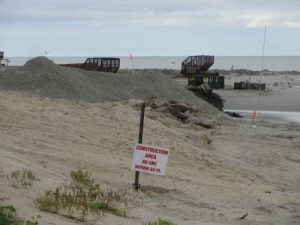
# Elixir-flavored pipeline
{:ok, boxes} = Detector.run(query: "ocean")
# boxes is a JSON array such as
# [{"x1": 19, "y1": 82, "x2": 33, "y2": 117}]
[{"x1": 3, "y1": 56, "x2": 300, "y2": 71}]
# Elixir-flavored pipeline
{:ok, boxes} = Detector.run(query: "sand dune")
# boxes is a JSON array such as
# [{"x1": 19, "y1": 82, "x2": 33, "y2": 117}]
[{"x1": 0, "y1": 58, "x2": 299, "y2": 225}]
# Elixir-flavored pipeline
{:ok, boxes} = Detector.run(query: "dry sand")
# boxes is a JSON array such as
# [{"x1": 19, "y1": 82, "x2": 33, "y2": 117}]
[{"x1": 0, "y1": 58, "x2": 299, "y2": 225}]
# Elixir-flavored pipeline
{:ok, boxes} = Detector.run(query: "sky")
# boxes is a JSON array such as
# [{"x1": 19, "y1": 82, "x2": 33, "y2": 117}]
[{"x1": 0, "y1": 0, "x2": 300, "y2": 56}]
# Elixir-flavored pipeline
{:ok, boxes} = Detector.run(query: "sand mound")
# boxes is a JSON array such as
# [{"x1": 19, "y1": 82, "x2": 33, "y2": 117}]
[{"x1": 0, "y1": 57, "x2": 218, "y2": 114}]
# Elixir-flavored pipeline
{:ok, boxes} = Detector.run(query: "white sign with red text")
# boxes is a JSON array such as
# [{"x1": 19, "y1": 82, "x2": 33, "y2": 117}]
[{"x1": 131, "y1": 144, "x2": 169, "y2": 176}]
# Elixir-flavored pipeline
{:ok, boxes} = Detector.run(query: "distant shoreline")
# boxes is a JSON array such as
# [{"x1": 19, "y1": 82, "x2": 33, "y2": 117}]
[{"x1": 1, "y1": 66, "x2": 300, "y2": 75}]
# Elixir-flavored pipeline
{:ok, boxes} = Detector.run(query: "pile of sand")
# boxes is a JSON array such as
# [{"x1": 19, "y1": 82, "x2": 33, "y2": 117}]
[{"x1": 0, "y1": 57, "x2": 218, "y2": 114}]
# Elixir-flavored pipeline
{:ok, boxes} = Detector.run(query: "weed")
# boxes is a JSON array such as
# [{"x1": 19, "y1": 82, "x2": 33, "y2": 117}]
[
  {"x1": 98, "y1": 188, "x2": 141, "y2": 217},
  {"x1": 9, "y1": 169, "x2": 37, "y2": 188},
  {"x1": 142, "y1": 218, "x2": 177, "y2": 225}
]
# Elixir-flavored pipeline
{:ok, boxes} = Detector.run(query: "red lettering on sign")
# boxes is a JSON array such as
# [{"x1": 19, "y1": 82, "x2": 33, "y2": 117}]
[
  {"x1": 135, "y1": 165, "x2": 149, "y2": 171},
  {"x1": 142, "y1": 159, "x2": 148, "y2": 164},
  {"x1": 136, "y1": 145, "x2": 169, "y2": 155},
  {"x1": 145, "y1": 153, "x2": 156, "y2": 159},
  {"x1": 149, "y1": 161, "x2": 157, "y2": 166}
]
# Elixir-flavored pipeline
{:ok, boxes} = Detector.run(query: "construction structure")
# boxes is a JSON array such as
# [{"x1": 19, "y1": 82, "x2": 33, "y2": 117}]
[
  {"x1": 180, "y1": 55, "x2": 224, "y2": 110},
  {"x1": 180, "y1": 55, "x2": 224, "y2": 89},
  {"x1": 0, "y1": 51, "x2": 4, "y2": 66},
  {"x1": 60, "y1": 57, "x2": 120, "y2": 73},
  {"x1": 181, "y1": 55, "x2": 215, "y2": 75},
  {"x1": 234, "y1": 81, "x2": 266, "y2": 90}
]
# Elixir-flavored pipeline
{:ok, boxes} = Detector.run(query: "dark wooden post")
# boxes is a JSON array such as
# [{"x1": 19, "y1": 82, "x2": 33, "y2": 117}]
[{"x1": 133, "y1": 102, "x2": 145, "y2": 191}]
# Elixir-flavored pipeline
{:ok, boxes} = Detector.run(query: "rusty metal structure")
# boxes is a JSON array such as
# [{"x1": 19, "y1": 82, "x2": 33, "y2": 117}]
[
  {"x1": 234, "y1": 81, "x2": 266, "y2": 90},
  {"x1": 181, "y1": 55, "x2": 215, "y2": 76},
  {"x1": 0, "y1": 51, "x2": 4, "y2": 66},
  {"x1": 188, "y1": 75, "x2": 224, "y2": 89},
  {"x1": 60, "y1": 57, "x2": 120, "y2": 73},
  {"x1": 180, "y1": 55, "x2": 224, "y2": 89}
]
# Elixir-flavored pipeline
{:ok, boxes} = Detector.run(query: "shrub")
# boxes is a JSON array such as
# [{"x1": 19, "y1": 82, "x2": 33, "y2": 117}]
[
  {"x1": 36, "y1": 170, "x2": 104, "y2": 223},
  {"x1": 36, "y1": 169, "x2": 140, "y2": 223},
  {"x1": 0, "y1": 197, "x2": 39, "y2": 225},
  {"x1": 35, "y1": 188, "x2": 62, "y2": 214},
  {"x1": 65, "y1": 170, "x2": 102, "y2": 221}
]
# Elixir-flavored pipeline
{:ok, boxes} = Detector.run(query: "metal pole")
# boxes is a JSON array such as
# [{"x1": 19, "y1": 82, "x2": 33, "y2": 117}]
[{"x1": 133, "y1": 102, "x2": 145, "y2": 191}]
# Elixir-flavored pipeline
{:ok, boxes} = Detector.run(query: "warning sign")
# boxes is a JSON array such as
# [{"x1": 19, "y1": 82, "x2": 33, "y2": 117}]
[{"x1": 130, "y1": 144, "x2": 169, "y2": 176}]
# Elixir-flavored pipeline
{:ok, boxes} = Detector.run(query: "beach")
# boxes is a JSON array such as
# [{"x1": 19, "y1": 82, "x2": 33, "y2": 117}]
[
  {"x1": 214, "y1": 71, "x2": 300, "y2": 123},
  {"x1": 0, "y1": 58, "x2": 299, "y2": 225}
]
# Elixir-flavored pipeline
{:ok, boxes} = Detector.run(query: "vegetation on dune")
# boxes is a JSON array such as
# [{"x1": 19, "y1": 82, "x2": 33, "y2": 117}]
[
  {"x1": 35, "y1": 169, "x2": 140, "y2": 223},
  {"x1": 0, "y1": 198, "x2": 39, "y2": 225},
  {"x1": 3, "y1": 168, "x2": 167, "y2": 224},
  {"x1": 142, "y1": 218, "x2": 177, "y2": 225},
  {"x1": 9, "y1": 169, "x2": 37, "y2": 188}
]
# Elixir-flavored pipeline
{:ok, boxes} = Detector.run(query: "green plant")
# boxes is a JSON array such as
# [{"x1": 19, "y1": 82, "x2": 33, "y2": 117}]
[
  {"x1": 35, "y1": 188, "x2": 62, "y2": 214},
  {"x1": 66, "y1": 170, "x2": 102, "y2": 221},
  {"x1": 9, "y1": 169, "x2": 37, "y2": 188},
  {"x1": 142, "y1": 218, "x2": 177, "y2": 225},
  {"x1": 0, "y1": 197, "x2": 39, "y2": 225},
  {"x1": 98, "y1": 188, "x2": 140, "y2": 217},
  {"x1": 36, "y1": 169, "x2": 140, "y2": 223},
  {"x1": 35, "y1": 170, "x2": 105, "y2": 223}
]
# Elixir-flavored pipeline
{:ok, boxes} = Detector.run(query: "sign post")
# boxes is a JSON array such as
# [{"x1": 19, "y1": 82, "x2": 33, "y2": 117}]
[
  {"x1": 133, "y1": 102, "x2": 145, "y2": 191},
  {"x1": 131, "y1": 103, "x2": 170, "y2": 191}
]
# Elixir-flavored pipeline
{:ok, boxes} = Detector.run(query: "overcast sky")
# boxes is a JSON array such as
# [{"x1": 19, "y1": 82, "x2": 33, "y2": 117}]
[{"x1": 1, "y1": 0, "x2": 299, "y2": 56}]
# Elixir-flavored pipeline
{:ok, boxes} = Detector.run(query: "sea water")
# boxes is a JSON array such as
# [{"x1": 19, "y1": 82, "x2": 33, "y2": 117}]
[{"x1": 4, "y1": 56, "x2": 300, "y2": 71}]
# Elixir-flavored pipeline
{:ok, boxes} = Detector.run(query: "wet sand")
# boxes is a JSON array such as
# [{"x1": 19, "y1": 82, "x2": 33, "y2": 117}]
[{"x1": 215, "y1": 72, "x2": 300, "y2": 111}]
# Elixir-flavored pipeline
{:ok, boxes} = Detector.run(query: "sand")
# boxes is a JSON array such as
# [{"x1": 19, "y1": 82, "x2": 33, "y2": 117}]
[
  {"x1": 0, "y1": 57, "x2": 218, "y2": 114},
  {"x1": 0, "y1": 58, "x2": 299, "y2": 225}
]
